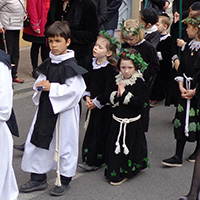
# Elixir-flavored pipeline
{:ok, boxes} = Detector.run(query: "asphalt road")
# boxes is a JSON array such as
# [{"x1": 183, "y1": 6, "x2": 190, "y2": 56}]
[{"x1": 12, "y1": 90, "x2": 198, "y2": 200}]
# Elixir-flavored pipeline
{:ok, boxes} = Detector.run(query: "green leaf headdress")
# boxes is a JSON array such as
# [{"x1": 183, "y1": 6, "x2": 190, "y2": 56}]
[
  {"x1": 182, "y1": 16, "x2": 200, "y2": 28},
  {"x1": 120, "y1": 19, "x2": 144, "y2": 37},
  {"x1": 117, "y1": 48, "x2": 148, "y2": 73},
  {"x1": 99, "y1": 30, "x2": 121, "y2": 51}
]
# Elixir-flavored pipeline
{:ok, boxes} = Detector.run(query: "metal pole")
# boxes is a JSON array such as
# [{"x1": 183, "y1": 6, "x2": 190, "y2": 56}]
[{"x1": 178, "y1": 0, "x2": 182, "y2": 58}]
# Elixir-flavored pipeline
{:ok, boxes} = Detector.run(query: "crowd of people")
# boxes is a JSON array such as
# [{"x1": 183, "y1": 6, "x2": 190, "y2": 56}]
[{"x1": 1, "y1": 0, "x2": 200, "y2": 199}]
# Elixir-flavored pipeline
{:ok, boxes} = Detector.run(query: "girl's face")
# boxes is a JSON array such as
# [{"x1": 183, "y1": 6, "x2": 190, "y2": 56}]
[
  {"x1": 48, "y1": 35, "x2": 70, "y2": 55},
  {"x1": 156, "y1": 18, "x2": 165, "y2": 34},
  {"x1": 186, "y1": 24, "x2": 198, "y2": 39},
  {"x1": 123, "y1": 35, "x2": 137, "y2": 46},
  {"x1": 93, "y1": 37, "x2": 110, "y2": 59},
  {"x1": 120, "y1": 59, "x2": 136, "y2": 79}
]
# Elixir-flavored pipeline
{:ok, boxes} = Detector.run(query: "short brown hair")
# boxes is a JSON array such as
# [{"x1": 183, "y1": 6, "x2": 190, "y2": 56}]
[{"x1": 46, "y1": 21, "x2": 71, "y2": 42}]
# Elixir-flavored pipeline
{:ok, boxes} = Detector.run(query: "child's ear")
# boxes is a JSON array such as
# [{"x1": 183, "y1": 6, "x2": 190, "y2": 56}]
[
  {"x1": 146, "y1": 23, "x2": 152, "y2": 28},
  {"x1": 106, "y1": 50, "x2": 112, "y2": 57},
  {"x1": 66, "y1": 38, "x2": 71, "y2": 47}
]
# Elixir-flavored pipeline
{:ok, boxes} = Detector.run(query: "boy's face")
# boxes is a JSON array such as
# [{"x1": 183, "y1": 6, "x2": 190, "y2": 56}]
[
  {"x1": 156, "y1": 18, "x2": 165, "y2": 33},
  {"x1": 48, "y1": 36, "x2": 70, "y2": 56}
]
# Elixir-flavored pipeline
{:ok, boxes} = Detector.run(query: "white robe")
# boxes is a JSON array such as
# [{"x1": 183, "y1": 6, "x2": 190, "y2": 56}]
[
  {"x1": 21, "y1": 73, "x2": 86, "y2": 177},
  {"x1": 0, "y1": 62, "x2": 18, "y2": 200}
]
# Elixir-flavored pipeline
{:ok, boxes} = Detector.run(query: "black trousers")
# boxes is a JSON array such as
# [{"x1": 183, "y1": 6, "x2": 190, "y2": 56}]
[
  {"x1": 4, "y1": 30, "x2": 20, "y2": 79},
  {"x1": 31, "y1": 173, "x2": 72, "y2": 185},
  {"x1": 30, "y1": 42, "x2": 49, "y2": 71}
]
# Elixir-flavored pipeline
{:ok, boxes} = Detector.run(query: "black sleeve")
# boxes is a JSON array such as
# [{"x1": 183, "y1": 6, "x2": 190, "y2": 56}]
[
  {"x1": 105, "y1": 0, "x2": 123, "y2": 21},
  {"x1": 70, "y1": 3, "x2": 98, "y2": 45},
  {"x1": 150, "y1": 0, "x2": 165, "y2": 9}
]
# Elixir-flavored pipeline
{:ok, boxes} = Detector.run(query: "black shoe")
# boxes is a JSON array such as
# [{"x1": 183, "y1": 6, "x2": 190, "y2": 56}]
[
  {"x1": 78, "y1": 163, "x2": 100, "y2": 171},
  {"x1": 20, "y1": 180, "x2": 48, "y2": 192},
  {"x1": 188, "y1": 152, "x2": 197, "y2": 163},
  {"x1": 32, "y1": 70, "x2": 39, "y2": 79},
  {"x1": 50, "y1": 185, "x2": 69, "y2": 196},
  {"x1": 14, "y1": 143, "x2": 25, "y2": 152},
  {"x1": 161, "y1": 155, "x2": 182, "y2": 167}
]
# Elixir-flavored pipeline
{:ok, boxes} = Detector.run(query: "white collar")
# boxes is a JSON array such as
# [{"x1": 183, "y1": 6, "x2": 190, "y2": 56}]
[
  {"x1": 49, "y1": 49, "x2": 75, "y2": 64},
  {"x1": 160, "y1": 33, "x2": 170, "y2": 41},
  {"x1": 145, "y1": 25, "x2": 158, "y2": 34},
  {"x1": 115, "y1": 71, "x2": 143, "y2": 86},
  {"x1": 92, "y1": 58, "x2": 109, "y2": 70},
  {"x1": 134, "y1": 39, "x2": 145, "y2": 46},
  {"x1": 189, "y1": 39, "x2": 200, "y2": 51}
]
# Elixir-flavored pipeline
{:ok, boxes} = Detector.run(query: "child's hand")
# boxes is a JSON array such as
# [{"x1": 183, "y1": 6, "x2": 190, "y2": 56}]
[
  {"x1": 174, "y1": 12, "x2": 179, "y2": 23},
  {"x1": 177, "y1": 39, "x2": 185, "y2": 47},
  {"x1": 182, "y1": 89, "x2": 196, "y2": 100},
  {"x1": 174, "y1": 59, "x2": 180, "y2": 71},
  {"x1": 117, "y1": 82, "x2": 125, "y2": 97},
  {"x1": 36, "y1": 80, "x2": 51, "y2": 91},
  {"x1": 85, "y1": 96, "x2": 92, "y2": 109}
]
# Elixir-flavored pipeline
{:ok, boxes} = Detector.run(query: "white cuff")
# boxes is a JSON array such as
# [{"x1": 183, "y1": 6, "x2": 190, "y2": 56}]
[
  {"x1": 93, "y1": 97, "x2": 104, "y2": 109},
  {"x1": 174, "y1": 76, "x2": 184, "y2": 82}
]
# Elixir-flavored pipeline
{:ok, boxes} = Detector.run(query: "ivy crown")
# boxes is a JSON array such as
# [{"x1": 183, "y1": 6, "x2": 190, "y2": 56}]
[
  {"x1": 99, "y1": 30, "x2": 121, "y2": 51},
  {"x1": 117, "y1": 48, "x2": 148, "y2": 73},
  {"x1": 182, "y1": 16, "x2": 200, "y2": 28},
  {"x1": 120, "y1": 19, "x2": 144, "y2": 37}
]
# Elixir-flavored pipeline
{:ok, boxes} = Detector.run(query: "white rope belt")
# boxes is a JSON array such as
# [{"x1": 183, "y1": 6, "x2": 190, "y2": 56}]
[
  {"x1": 84, "y1": 109, "x2": 91, "y2": 130},
  {"x1": 112, "y1": 114, "x2": 141, "y2": 155},
  {"x1": 54, "y1": 114, "x2": 62, "y2": 186},
  {"x1": 183, "y1": 73, "x2": 193, "y2": 137}
]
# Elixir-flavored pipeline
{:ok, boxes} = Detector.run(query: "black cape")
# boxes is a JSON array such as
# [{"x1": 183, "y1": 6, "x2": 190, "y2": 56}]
[{"x1": 31, "y1": 57, "x2": 87, "y2": 150}]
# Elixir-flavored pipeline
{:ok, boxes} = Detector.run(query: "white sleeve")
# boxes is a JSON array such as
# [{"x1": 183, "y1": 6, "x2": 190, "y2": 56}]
[
  {"x1": 32, "y1": 74, "x2": 46, "y2": 106},
  {"x1": 49, "y1": 75, "x2": 86, "y2": 114},
  {"x1": 0, "y1": 62, "x2": 13, "y2": 122}
]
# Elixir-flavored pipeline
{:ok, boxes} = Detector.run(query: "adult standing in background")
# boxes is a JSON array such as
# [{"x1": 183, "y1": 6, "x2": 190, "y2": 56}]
[
  {"x1": 141, "y1": 0, "x2": 170, "y2": 14},
  {"x1": 45, "y1": 0, "x2": 98, "y2": 70},
  {"x1": 91, "y1": 0, "x2": 107, "y2": 30},
  {"x1": 170, "y1": 0, "x2": 198, "y2": 43},
  {"x1": 23, "y1": 0, "x2": 51, "y2": 79},
  {"x1": 0, "y1": 0, "x2": 26, "y2": 83},
  {"x1": 102, "y1": 0, "x2": 123, "y2": 37}
]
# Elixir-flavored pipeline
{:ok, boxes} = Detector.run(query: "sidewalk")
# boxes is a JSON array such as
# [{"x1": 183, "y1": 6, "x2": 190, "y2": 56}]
[{"x1": 13, "y1": 46, "x2": 37, "y2": 95}]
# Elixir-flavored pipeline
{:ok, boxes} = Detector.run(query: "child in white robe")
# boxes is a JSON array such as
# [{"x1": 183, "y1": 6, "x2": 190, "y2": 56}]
[
  {"x1": 0, "y1": 49, "x2": 18, "y2": 200},
  {"x1": 20, "y1": 21, "x2": 87, "y2": 196}
]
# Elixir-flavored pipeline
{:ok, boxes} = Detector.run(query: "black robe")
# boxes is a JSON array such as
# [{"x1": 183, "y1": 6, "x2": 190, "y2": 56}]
[
  {"x1": 100, "y1": 72, "x2": 149, "y2": 182},
  {"x1": 82, "y1": 62, "x2": 116, "y2": 166},
  {"x1": 150, "y1": 34, "x2": 179, "y2": 104},
  {"x1": 174, "y1": 41, "x2": 200, "y2": 142}
]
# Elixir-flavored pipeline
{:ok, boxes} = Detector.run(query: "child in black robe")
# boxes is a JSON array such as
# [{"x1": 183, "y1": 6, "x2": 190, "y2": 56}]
[
  {"x1": 162, "y1": 13, "x2": 200, "y2": 167},
  {"x1": 100, "y1": 48, "x2": 149, "y2": 185},
  {"x1": 78, "y1": 31, "x2": 119, "y2": 171}
]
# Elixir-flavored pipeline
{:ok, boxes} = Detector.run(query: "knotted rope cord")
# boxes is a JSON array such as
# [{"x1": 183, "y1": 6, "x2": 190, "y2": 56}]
[
  {"x1": 112, "y1": 114, "x2": 141, "y2": 155},
  {"x1": 54, "y1": 114, "x2": 62, "y2": 186},
  {"x1": 183, "y1": 73, "x2": 193, "y2": 137},
  {"x1": 84, "y1": 109, "x2": 91, "y2": 130}
]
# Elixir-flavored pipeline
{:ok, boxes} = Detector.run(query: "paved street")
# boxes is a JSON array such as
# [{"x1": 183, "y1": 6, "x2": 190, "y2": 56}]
[{"x1": 11, "y1": 48, "x2": 198, "y2": 200}]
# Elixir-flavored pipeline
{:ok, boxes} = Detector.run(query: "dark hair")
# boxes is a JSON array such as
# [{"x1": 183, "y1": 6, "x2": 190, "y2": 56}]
[
  {"x1": 97, "y1": 33, "x2": 117, "y2": 66},
  {"x1": 140, "y1": 8, "x2": 158, "y2": 25},
  {"x1": 46, "y1": 21, "x2": 71, "y2": 41},
  {"x1": 116, "y1": 48, "x2": 139, "y2": 71}
]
